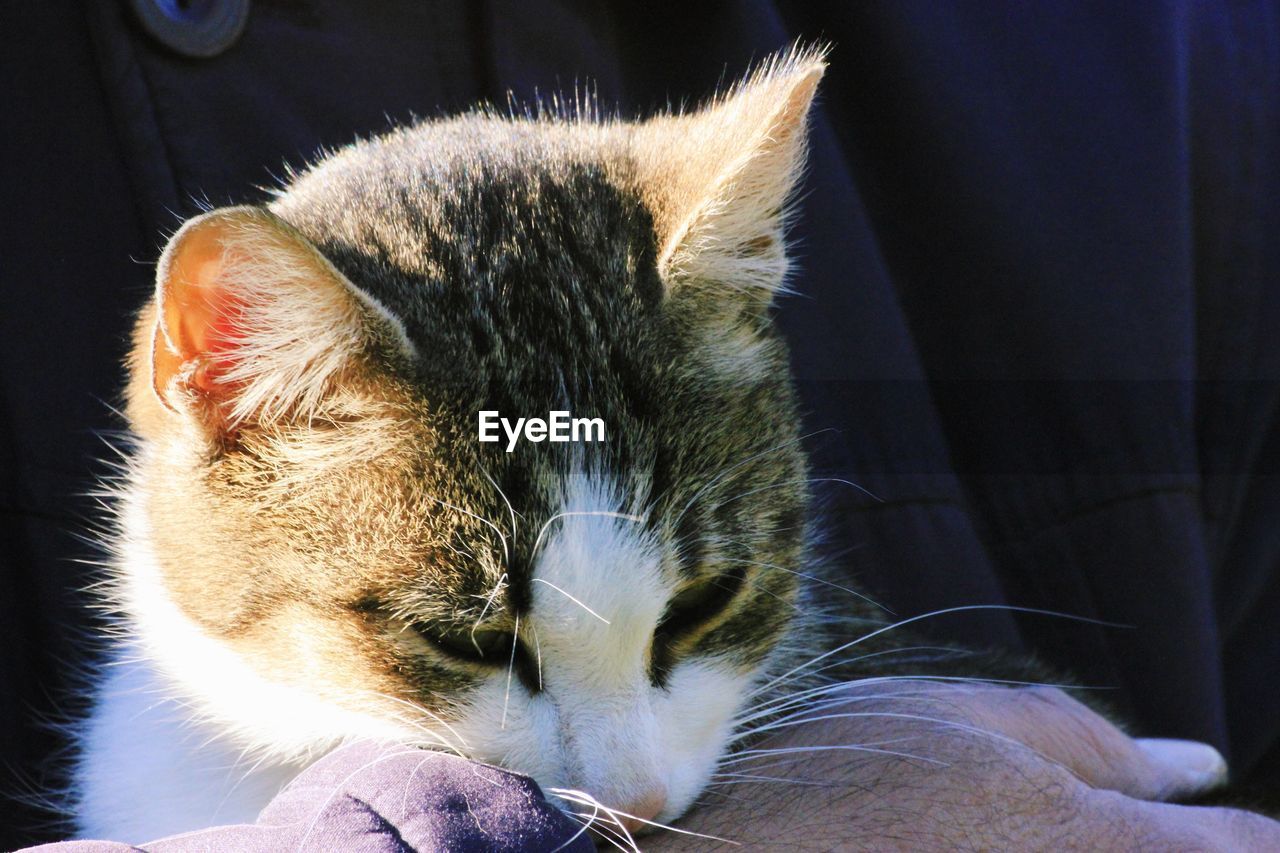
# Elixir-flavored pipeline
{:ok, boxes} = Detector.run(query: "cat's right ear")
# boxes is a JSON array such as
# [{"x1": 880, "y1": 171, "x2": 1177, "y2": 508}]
[
  {"x1": 148, "y1": 206, "x2": 413, "y2": 432},
  {"x1": 629, "y1": 46, "x2": 827, "y2": 302}
]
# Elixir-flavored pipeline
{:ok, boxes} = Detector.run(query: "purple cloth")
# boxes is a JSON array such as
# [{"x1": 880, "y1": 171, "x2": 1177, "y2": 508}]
[{"x1": 28, "y1": 742, "x2": 593, "y2": 852}]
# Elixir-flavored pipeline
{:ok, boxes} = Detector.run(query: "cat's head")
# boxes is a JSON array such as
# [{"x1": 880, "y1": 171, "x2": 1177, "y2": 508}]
[{"x1": 122, "y1": 49, "x2": 825, "y2": 828}]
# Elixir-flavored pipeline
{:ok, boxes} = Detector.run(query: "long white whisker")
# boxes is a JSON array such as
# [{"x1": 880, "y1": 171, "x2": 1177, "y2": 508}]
[
  {"x1": 740, "y1": 675, "x2": 1049, "y2": 728},
  {"x1": 292, "y1": 746, "x2": 428, "y2": 852},
  {"x1": 751, "y1": 605, "x2": 1129, "y2": 700},
  {"x1": 401, "y1": 753, "x2": 439, "y2": 818},
  {"x1": 531, "y1": 578, "x2": 610, "y2": 625},
  {"x1": 721, "y1": 741, "x2": 947, "y2": 767},
  {"x1": 737, "y1": 645, "x2": 972, "y2": 714},
  {"x1": 575, "y1": 810, "x2": 635, "y2": 852},
  {"x1": 213, "y1": 748, "x2": 278, "y2": 820},
  {"x1": 530, "y1": 511, "x2": 647, "y2": 563},
  {"x1": 759, "y1": 645, "x2": 972, "y2": 690},
  {"x1": 471, "y1": 572, "x2": 508, "y2": 652},
  {"x1": 531, "y1": 621, "x2": 544, "y2": 691},
  {"x1": 717, "y1": 555, "x2": 892, "y2": 614},
  {"x1": 711, "y1": 476, "x2": 883, "y2": 514},
  {"x1": 554, "y1": 806, "x2": 599, "y2": 852},
  {"x1": 709, "y1": 773, "x2": 837, "y2": 788},
  {"x1": 551, "y1": 790, "x2": 637, "y2": 851},
  {"x1": 669, "y1": 430, "x2": 830, "y2": 532},
  {"x1": 550, "y1": 787, "x2": 740, "y2": 846},
  {"x1": 739, "y1": 677, "x2": 966, "y2": 726},
  {"x1": 727, "y1": 706, "x2": 1056, "y2": 770},
  {"x1": 502, "y1": 612, "x2": 520, "y2": 730},
  {"x1": 480, "y1": 466, "x2": 521, "y2": 540},
  {"x1": 735, "y1": 707, "x2": 940, "y2": 741},
  {"x1": 369, "y1": 691, "x2": 471, "y2": 756},
  {"x1": 368, "y1": 710, "x2": 459, "y2": 756},
  {"x1": 568, "y1": 811, "x2": 631, "y2": 852},
  {"x1": 431, "y1": 496, "x2": 509, "y2": 567}
]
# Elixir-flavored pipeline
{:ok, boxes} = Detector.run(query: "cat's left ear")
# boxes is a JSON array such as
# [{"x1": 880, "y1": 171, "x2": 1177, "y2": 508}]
[
  {"x1": 148, "y1": 206, "x2": 413, "y2": 430},
  {"x1": 631, "y1": 47, "x2": 827, "y2": 301}
]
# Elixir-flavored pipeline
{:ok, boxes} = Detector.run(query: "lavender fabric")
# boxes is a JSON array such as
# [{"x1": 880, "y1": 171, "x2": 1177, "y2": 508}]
[{"x1": 27, "y1": 742, "x2": 593, "y2": 853}]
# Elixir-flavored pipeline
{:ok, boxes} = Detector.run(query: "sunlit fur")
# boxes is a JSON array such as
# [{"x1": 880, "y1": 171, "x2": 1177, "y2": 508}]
[{"x1": 72, "y1": 48, "x2": 853, "y2": 842}]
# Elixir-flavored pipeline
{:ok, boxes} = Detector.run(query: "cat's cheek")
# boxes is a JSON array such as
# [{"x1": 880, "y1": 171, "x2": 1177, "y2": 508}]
[
  {"x1": 445, "y1": 676, "x2": 568, "y2": 787},
  {"x1": 653, "y1": 659, "x2": 751, "y2": 820}
]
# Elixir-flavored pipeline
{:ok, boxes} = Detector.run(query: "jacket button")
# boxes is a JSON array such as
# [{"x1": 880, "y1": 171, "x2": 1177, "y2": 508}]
[{"x1": 127, "y1": 0, "x2": 250, "y2": 59}]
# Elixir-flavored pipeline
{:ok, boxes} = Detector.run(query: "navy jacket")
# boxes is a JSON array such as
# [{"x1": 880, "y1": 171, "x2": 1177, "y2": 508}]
[{"x1": 3, "y1": 1, "x2": 1278, "y2": 845}]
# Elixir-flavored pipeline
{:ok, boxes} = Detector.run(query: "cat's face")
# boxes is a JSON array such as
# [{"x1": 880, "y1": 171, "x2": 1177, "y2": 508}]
[{"x1": 122, "y1": 52, "x2": 825, "y2": 827}]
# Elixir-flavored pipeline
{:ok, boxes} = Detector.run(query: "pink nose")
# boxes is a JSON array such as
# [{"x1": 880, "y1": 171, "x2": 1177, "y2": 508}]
[{"x1": 616, "y1": 787, "x2": 668, "y2": 835}]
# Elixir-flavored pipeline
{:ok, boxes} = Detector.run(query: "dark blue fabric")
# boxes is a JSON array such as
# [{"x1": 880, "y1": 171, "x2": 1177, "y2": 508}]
[{"x1": 3, "y1": 0, "x2": 1279, "y2": 846}]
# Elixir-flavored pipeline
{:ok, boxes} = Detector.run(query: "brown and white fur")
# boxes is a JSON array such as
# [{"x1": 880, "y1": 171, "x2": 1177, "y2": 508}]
[{"x1": 73, "y1": 49, "x2": 843, "y2": 842}]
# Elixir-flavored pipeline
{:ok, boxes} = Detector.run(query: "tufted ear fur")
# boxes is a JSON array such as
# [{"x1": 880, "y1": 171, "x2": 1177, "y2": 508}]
[
  {"x1": 147, "y1": 206, "x2": 411, "y2": 431},
  {"x1": 630, "y1": 47, "x2": 826, "y2": 300}
]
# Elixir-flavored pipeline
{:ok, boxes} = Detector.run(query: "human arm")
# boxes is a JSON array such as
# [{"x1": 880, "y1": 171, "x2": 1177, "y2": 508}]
[{"x1": 650, "y1": 681, "x2": 1280, "y2": 851}]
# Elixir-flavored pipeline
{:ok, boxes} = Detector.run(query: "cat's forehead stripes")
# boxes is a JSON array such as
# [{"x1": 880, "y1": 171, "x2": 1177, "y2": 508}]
[
  {"x1": 275, "y1": 152, "x2": 672, "y2": 580},
  {"x1": 275, "y1": 152, "x2": 668, "y2": 361}
]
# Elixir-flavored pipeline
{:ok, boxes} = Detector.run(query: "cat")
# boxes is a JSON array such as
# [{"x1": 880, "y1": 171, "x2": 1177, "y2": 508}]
[
  {"x1": 70, "y1": 47, "x2": 840, "y2": 842},
  {"x1": 67, "y1": 46, "x2": 1230, "y2": 845}
]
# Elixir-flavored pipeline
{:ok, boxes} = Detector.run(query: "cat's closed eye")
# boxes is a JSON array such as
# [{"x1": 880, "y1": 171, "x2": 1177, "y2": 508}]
[
  {"x1": 651, "y1": 566, "x2": 747, "y2": 681},
  {"x1": 414, "y1": 621, "x2": 543, "y2": 690},
  {"x1": 416, "y1": 622, "x2": 512, "y2": 662}
]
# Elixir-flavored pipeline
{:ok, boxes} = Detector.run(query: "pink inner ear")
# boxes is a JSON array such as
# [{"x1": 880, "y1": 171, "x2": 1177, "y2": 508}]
[
  {"x1": 181, "y1": 257, "x2": 246, "y2": 393},
  {"x1": 155, "y1": 225, "x2": 250, "y2": 401}
]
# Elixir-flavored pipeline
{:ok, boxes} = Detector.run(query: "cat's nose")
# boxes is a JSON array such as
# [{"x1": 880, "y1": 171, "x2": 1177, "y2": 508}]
[{"x1": 617, "y1": 786, "x2": 668, "y2": 834}]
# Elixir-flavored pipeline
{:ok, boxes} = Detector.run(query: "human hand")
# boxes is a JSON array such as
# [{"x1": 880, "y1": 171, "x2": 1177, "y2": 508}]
[{"x1": 647, "y1": 681, "x2": 1279, "y2": 851}]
